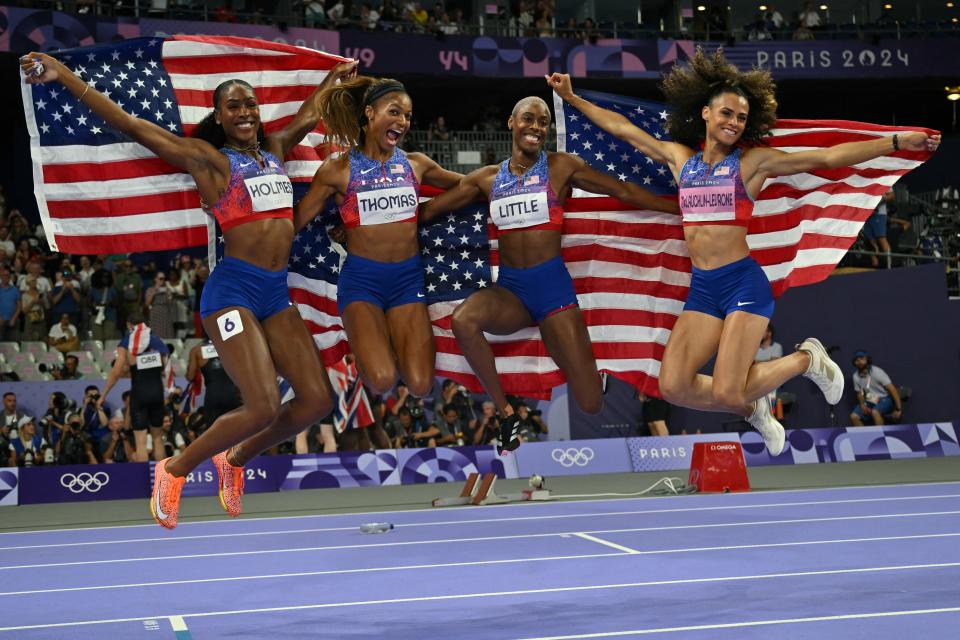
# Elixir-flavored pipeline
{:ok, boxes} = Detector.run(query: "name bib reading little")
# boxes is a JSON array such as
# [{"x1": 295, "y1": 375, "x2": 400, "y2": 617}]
[
  {"x1": 244, "y1": 174, "x2": 294, "y2": 213},
  {"x1": 490, "y1": 192, "x2": 550, "y2": 231}
]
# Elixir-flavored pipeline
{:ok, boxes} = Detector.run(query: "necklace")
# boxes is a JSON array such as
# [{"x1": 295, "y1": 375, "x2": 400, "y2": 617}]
[
  {"x1": 225, "y1": 140, "x2": 261, "y2": 154},
  {"x1": 509, "y1": 159, "x2": 529, "y2": 174}
]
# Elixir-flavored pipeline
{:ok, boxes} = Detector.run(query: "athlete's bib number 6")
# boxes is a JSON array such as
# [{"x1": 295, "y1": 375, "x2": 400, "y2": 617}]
[{"x1": 217, "y1": 310, "x2": 244, "y2": 342}]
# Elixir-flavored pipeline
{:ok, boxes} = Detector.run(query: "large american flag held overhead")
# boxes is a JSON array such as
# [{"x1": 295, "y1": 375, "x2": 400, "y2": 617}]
[{"x1": 21, "y1": 35, "x2": 347, "y2": 254}]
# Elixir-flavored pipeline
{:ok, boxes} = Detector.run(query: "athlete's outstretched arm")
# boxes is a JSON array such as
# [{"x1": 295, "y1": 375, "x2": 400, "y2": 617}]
[
  {"x1": 294, "y1": 156, "x2": 343, "y2": 231},
  {"x1": 748, "y1": 132, "x2": 940, "y2": 182},
  {"x1": 418, "y1": 168, "x2": 490, "y2": 223},
  {"x1": 268, "y1": 60, "x2": 358, "y2": 157},
  {"x1": 99, "y1": 346, "x2": 130, "y2": 408},
  {"x1": 547, "y1": 73, "x2": 690, "y2": 172},
  {"x1": 562, "y1": 153, "x2": 680, "y2": 215},
  {"x1": 408, "y1": 152, "x2": 463, "y2": 190},
  {"x1": 20, "y1": 53, "x2": 222, "y2": 177}
]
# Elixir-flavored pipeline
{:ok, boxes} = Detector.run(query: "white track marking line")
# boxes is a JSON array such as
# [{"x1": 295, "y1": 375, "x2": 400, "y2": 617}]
[
  {"x1": 2, "y1": 480, "x2": 958, "y2": 536},
  {"x1": 3, "y1": 510, "x2": 959, "y2": 571},
  {"x1": 1, "y1": 562, "x2": 958, "y2": 632},
  {"x1": 513, "y1": 607, "x2": 960, "y2": 639},
  {"x1": 2, "y1": 531, "x2": 958, "y2": 596},
  {"x1": 573, "y1": 533, "x2": 641, "y2": 554},
  {"x1": 2, "y1": 494, "x2": 959, "y2": 551}
]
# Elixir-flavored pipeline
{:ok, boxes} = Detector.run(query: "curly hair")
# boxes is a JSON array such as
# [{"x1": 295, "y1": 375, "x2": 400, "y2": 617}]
[
  {"x1": 191, "y1": 79, "x2": 266, "y2": 149},
  {"x1": 318, "y1": 76, "x2": 409, "y2": 148},
  {"x1": 660, "y1": 48, "x2": 778, "y2": 148}
]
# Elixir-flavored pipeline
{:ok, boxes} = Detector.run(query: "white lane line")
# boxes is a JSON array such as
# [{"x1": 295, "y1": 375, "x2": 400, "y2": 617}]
[
  {"x1": 2, "y1": 494, "x2": 959, "y2": 551},
  {"x1": 573, "y1": 533, "x2": 640, "y2": 554},
  {"x1": 513, "y1": 607, "x2": 960, "y2": 639},
  {"x1": 1, "y1": 562, "x2": 958, "y2": 632},
  {"x1": 2, "y1": 511, "x2": 958, "y2": 571},
  {"x1": 2, "y1": 480, "x2": 958, "y2": 537},
  {"x1": 1, "y1": 531, "x2": 957, "y2": 596}
]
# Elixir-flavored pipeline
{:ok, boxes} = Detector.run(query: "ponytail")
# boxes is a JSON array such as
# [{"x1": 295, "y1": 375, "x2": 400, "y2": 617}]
[{"x1": 318, "y1": 76, "x2": 408, "y2": 148}]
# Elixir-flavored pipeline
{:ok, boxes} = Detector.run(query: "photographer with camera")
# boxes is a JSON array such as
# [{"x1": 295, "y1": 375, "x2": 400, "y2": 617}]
[
  {"x1": 45, "y1": 354, "x2": 82, "y2": 381},
  {"x1": 102, "y1": 413, "x2": 136, "y2": 464},
  {"x1": 473, "y1": 401, "x2": 501, "y2": 445},
  {"x1": 56, "y1": 412, "x2": 97, "y2": 465},
  {"x1": 850, "y1": 350, "x2": 903, "y2": 426},
  {"x1": 435, "y1": 378, "x2": 476, "y2": 425},
  {"x1": 38, "y1": 390, "x2": 73, "y2": 450},
  {"x1": 80, "y1": 385, "x2": 110, "y2": 456},
  {"x1": 514, "y1": 403, "x2": 548, "y2": 443},
  {"x1": 100, "y1": 312, "x2": 169, "y2": 462},
  {"x1": 438, "y1": 403, "x2": 474, "y2": 446},
  {"x1": 390, "y1": 405, "x2": 446, "y2": 448},
  {"x1": 7, "y1": 415, "x2": 50, "y2": 467}
]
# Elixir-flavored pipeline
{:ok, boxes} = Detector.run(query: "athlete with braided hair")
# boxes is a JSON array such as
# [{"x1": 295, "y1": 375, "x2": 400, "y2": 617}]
[
  {"x1": 549, "y1": 50, "x2": 939, "y2": 454},
  {"x1": 295, "y1": 76, "x2": 462, "y2": 400}
]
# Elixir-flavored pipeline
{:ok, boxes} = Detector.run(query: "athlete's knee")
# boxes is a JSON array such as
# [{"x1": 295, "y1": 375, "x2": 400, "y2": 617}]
[
  {"x1": 711, "y1": 380, "x2": 748, "y2": 413},
  {"x1": 364, "y1": 365, "x2": 399, "y2": 395},
  {"x1": 296, "y1": 382, "x2": 334, "y2": 423},
  {"x1": 244, "y1": 387, "x2": 281, "y2": 429},
  {"x1": 450, "y1": 304, "x2": 480, "y2": 338},
  {"x1": 657, "y1": 371, "x2": 685, "y2": 405},
  {"x1": 405, "y1": 374, "x2": 434, "y2": 398}
]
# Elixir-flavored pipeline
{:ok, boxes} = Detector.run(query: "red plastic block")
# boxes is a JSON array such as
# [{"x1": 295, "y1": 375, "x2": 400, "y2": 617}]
[{"x1": 688, "y1": 442, "x2": 751, "y2": 493}]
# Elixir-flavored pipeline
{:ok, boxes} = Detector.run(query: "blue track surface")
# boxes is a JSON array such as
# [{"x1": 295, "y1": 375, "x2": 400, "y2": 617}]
[{"x1": 1, "y1": 481, "x2": 958, "y2": 639}]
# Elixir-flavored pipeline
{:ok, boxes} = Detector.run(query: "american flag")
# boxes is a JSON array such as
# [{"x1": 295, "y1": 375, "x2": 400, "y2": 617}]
[
  {"x1": 21, "y1": 35, "x2": 348, "y2": 255},
  {"x1": 549, "y1": 89, "x2": 936, "y2": 395}
]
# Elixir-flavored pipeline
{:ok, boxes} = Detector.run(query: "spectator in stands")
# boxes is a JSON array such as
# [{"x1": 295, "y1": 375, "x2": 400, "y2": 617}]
[
  {"x1": 87, "y1": 268, "x2": 120, "y2": 341},
  {"x1": 114, "y1": 259, "x2": 143, "y2": 328},
  {"x1": 935, "y1": 182, "x2": 959, "y2": 210},
  {"x1": 48, "y1": 313, "x2": 80, "y2": 354},
  {"x1": 748, "y1": 14, "x2": 773, "y2": 41},
  {"x1": 20, "y1": 276, "x2": 47, "y2": 342},
  {"x1": 862, "y1": 189, "x2": 894, "y2": 268},
  {"x1": 50, "y1": 267, "x2": 82, "y2": 328},
  {"x1": 515, "y1": 403, "x2": 548, "y2": 442},
  {"x1": 191, "y1": 263, "x2": 209, "y2": 338},
  {"x1": 428, "y1": 115, "x2": 452, "y2": 142},
  {"x1": 166, "y1": 269, "x2": 191, "y2": 338},
  {"x1": 76, "y1": 255, "x2": 95, "y2": 291},
  {"x1": 535, "y1": 10, "x2": 554, "y2": 37},
  {"x1": 19, "y1": 260, "x2": 51, "y2": 296},
  {"x1": 581, "y1": 17, "x2": 598, "y2": 43},
  {"x1": 50, "y1": 354, "x2": 82, "y2": 380},
  {"x1": 379, "y1": 0, "x2": 401, "y2": 27},
  {"x1": 3, "y1": 392, "x2": 26, "y2": 431},
  {"x1": 0, "y1": 225, "x2": 14, "y2": 257},
  {"x1": 0, "y1": 265, "x2": 20, "y2": 341},
  {"x1": 361, "y1": 2, "x2": 381, "y2": 29},
  {"x1": 327, "y1": 0, "x2": 346, "y2": 26},
  {"x1": 473, "y1": 401, "x2": 500, "y2": 444},
  {"x1": 798, "y1": 2, "x2": 821, "y2": 28},
  {"x1": 144, "y1": 271, "x2": 177, "y2": 339},
  {"x1": 765, "y1": 5, "x2": 785, "y2": 31},
  {"x1": 0, "y1": 421, "x2": 10, "y2": 463},
  {"x1": 406, "y1": 1, "x2": 429, "y2": 31},
  {"x1": 304, "y1": 0, "x2": 327, "y2": 28},
  {"x1": 213, "y1": 0, "x2": 238, "y2": 22},
  {"x1": 850, "y1": 350, "x2": 903, "y2": 426},
  {"x1": 8, "y1": 415, "x2": 48, "y2": 467}
]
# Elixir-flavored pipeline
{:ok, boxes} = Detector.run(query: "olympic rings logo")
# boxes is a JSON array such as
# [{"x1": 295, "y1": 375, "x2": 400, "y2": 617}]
[
  {"x1": 60, "y1": 472, "x2": 110, "y2": 494},
  {"x1": 551, "y1": 447, "x2": 595, "y2": 468}
]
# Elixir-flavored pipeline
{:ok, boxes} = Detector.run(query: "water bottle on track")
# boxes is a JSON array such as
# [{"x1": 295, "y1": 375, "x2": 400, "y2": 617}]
[{"x1": 359, "y1": 523, "x2": 394, "y2": 534}]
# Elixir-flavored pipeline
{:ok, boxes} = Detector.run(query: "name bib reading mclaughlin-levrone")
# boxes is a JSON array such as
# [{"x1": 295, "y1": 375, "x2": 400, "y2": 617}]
[
  {"x1": 357, "y1": 185, "x2": 418, "y2": 225},
  {"x1": 136, "y1": 352, "x2": 162, "y2": 370},
  {"x1": 244, "y1": 174, "x2": 294, "y2": 213},
  {"x1": 680, "y1": 180, "x2": 736, "y2": 223},
  {"x1": 491, "y1": 191, "x2": 549, "y2": 230}
]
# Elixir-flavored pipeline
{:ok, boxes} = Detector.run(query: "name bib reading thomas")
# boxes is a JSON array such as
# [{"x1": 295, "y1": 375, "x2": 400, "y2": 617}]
[
  {"x1": 244, "y1": 174, "x2": 294, "y2": 213},
  {"x1": 356, "y1": 186, "x2": 418, "y2": 225},
  {"x1": 136, "y1": 352, "x2": 162, "y2": 370},
  {"x1": 490, "y1": 191, "x2": 549, "y2": 231}
]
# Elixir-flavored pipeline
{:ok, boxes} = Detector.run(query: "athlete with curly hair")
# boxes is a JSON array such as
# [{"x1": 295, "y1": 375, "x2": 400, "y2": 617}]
[{"x1": 548, "y1": 50, "x2": 940, "y2": 454}]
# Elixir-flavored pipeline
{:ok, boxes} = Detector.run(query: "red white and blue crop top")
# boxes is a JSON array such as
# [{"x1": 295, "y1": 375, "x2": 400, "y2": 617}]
[
  {"x1": 677, "y1": 148, "x2": 754, "y2": 227},
  {"x1": 488, "y1": 151, "x2": 564, "y2": 233},
  {"x1": 204, "y1": 148, "x2": 294, "y2": 232},
  {"x1": 338, "y1": 147, "x2": 420, "y2": 229}
]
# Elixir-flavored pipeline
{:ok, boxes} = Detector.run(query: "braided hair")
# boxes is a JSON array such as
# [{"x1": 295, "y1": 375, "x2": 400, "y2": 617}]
[
  {"x1": 661, "y1": 48, "x2": 778, "y2": 148},
  {"x1": 192, "y1": 79, "x2": 266, "y2": 149},
  {"x1": 317, "y1": 76, "x2": 408, "y2": 147}
]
